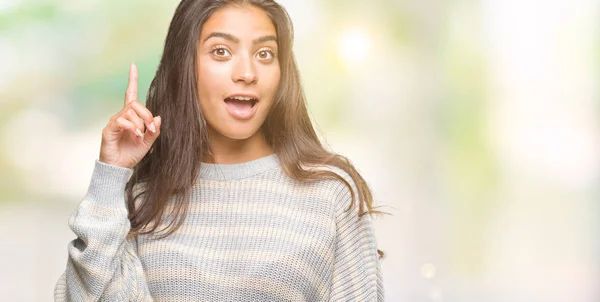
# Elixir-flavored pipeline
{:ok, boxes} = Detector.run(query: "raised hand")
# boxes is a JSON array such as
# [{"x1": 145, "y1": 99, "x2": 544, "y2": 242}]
[{"x1": 99, "y1": 63, "x2": 162, "y2": 169}]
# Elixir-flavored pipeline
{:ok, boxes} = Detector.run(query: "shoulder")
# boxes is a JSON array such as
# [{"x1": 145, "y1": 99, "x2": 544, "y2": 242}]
[{"x1": 300, "y1": 163, "x2": 359, "y2": 212}]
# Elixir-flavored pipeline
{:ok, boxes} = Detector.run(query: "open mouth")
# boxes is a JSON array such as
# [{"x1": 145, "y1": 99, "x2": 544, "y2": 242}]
[
  {"x1": 223, "y1": 96, "x2": 260, "y2": 119},
  {"x1": 223, "y1": 97, "x2": 258, "y2": 107}
]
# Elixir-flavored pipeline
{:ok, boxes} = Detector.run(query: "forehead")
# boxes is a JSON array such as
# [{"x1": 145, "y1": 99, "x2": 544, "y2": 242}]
[{"x1": 200, "y1": 5, "x2": 276, "y2": 41}]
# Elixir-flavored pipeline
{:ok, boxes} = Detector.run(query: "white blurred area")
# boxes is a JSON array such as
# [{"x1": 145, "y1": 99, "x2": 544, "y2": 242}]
[
  {"x1": 481, "y1": 1, "x2": 599, "y2": 301},
  {"x1": 0, "y1": 0, "x2": 598, "y2": 301}
]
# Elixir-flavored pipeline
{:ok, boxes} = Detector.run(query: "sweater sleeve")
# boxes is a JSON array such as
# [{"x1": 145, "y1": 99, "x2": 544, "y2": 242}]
[
  {"x1": 329, "y1": 177, "x2": 384, "y2": 302},
  {"x1": 54, "y1": 160, "x2": 153, "y2": 302}
]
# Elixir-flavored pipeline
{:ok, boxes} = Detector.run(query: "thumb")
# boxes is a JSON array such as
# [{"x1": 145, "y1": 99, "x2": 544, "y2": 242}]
[{"x1": 143, "y1": 115, "x2": 162, "y2": 145}]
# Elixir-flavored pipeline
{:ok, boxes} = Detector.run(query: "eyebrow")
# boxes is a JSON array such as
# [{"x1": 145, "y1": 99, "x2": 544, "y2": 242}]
[{"x1": 203, "y1": 32, "x2": 277, "y2": 45}]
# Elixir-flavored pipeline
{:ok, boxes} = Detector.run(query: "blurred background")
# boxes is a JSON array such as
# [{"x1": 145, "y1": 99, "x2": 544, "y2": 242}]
[{"x1": 0, "y1": 0, "x2": 598, "y2": 301}]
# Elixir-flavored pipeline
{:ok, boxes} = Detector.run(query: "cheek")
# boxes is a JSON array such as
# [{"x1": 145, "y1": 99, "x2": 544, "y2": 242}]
[
  {"x1": 197, "y1": 60, "x2": 230, "y2": 101},
  {"x1": 263, "y1": 66, "x2": 281, "y2": 96}
]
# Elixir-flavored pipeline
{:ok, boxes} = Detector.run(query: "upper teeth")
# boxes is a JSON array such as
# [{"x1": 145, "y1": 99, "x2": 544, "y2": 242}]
[{"x1": 231, "y1": 96, "x2": 254, "y2": 101}]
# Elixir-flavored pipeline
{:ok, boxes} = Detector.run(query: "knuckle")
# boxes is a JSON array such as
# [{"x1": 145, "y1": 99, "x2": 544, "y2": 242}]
[
  {"x1": 130, "y1": 99, "x2": 141, "y2": 107},
  {"x1": 145, "y1": 109, "x2": 154, "y2": 119},
  {"x1": 101, "y1": 127, "x2": 110, "y2": 138}
]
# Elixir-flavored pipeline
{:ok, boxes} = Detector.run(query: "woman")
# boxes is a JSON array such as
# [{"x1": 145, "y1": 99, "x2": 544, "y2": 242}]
[{"x1": 55, "y1": 0, "x2": 385, "y2": 301}]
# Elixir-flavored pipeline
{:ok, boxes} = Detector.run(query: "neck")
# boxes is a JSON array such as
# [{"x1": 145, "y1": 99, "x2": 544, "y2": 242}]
[{"x1": 203, "y1": 127, "x2": 274, "y2": 164}]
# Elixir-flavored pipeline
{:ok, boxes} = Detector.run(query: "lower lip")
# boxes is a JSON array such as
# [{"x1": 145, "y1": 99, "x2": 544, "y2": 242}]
[{"x1": 224, "y1": 100, "x2": 259, "y2": 120}]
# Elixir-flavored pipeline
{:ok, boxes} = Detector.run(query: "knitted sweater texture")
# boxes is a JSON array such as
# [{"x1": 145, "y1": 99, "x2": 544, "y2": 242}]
[{"x1": 54, "y1": 154, "x2": 383, "y2": 301}]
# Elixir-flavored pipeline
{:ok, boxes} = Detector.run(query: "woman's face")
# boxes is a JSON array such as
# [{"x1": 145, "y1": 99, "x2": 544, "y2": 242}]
[{"x1": 196, "y1": 5, "x2": 280, "y2": 141}]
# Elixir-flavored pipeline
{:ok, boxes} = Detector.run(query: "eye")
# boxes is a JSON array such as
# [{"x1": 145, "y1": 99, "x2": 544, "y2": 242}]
[
  {"x1": 211, "y1": 46, "x2": 231, "y2": 58},
  {"x1": 256, "y1": 48, "x2": 275, "y2": 60}
]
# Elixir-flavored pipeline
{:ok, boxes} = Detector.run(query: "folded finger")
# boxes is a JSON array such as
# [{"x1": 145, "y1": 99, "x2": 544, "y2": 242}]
[
  {"x1": 123, "y1": 109, "x2": 146, "y2": 135},
  {"x1": 109, "y1": 116, "x2": 143, "y2": 137},
  {"x1": 128, "y1": 101, "x2": 157, "y2": 133}
]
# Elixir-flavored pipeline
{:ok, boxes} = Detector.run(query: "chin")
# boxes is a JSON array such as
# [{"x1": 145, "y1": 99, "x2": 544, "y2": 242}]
[{"x1": 219, "y1": 126, "x2": 260, "y2": 140}]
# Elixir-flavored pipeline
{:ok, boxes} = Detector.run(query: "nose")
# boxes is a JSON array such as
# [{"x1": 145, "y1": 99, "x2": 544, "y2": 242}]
[{"x1": 232, "y1": 53, "x2": 258, "y2": 84}]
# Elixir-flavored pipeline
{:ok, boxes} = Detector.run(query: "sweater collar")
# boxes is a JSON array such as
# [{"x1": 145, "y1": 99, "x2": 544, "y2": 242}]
[{"x1": 199, "y1": 153, "x2": 280, "y2": 181}]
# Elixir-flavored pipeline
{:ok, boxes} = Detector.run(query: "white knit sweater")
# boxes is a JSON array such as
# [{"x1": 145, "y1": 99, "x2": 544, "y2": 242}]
[{"x1": 54, "y1": 154, "x2": 383, "y2": 301}]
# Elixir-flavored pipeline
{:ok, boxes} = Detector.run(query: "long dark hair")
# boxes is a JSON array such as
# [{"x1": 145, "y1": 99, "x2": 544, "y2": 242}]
[{"x1": 125, "y1": 0, "x2": 388, "y2": 258}]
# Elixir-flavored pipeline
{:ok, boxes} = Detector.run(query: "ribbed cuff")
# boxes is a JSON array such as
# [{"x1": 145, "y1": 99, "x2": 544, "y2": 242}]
[{"x1": 83, "y1": 160, "x2": 134, "y2": 209}]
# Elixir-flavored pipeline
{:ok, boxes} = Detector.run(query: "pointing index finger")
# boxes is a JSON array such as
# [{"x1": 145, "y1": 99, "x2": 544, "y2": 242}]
[{"x1": 125, "y1": 62, "x2": 138, "y2": 106}]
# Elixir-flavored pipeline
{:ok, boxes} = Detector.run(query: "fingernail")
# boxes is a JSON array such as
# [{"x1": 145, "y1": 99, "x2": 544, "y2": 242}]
[
  {"x1": 136, "y1": 128, "x2": 144, "y2": 137},
  {"x1": 149, "y1": 122, "x2": 156, "y2": 133}
]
